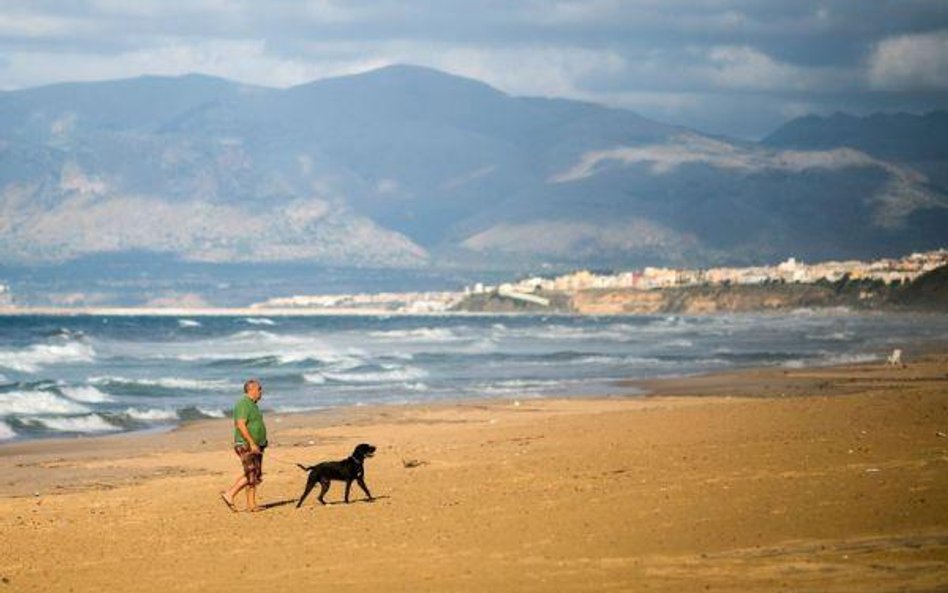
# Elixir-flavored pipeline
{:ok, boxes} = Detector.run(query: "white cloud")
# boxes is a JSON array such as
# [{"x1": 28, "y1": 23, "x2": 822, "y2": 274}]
[
  {"x1": 702, "y1": 45, "x2": 847, "y2": 92},
  {"x1": 0, "y1": 11, "x2": 97, "y2": 38},
  {"x1": 868, "y1": 30, "x2": 948, "y2": 91}
]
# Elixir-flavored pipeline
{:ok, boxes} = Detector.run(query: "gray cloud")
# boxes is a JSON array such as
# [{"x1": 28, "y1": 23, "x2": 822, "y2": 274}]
[{"x1": 0, "y1": 0, "x2": 946, "y2": 138}]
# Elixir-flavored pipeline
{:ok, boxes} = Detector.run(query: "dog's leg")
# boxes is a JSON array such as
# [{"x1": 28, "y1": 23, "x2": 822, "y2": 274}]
[
  {"x1": 316, "y1": 478, "x2": 331, "y2": 505},
  {"x1": 296, "y1": 473, "x2": 319, "y2": 508},
  {"x1": 356, "y1": 477, "x2": 373, "y2": 501},
  {"x1": 344, "y1": 480, "x2": 353, "y2": 503}
]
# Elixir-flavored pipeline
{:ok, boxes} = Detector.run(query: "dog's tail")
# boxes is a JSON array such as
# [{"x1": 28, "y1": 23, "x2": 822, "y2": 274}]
[{"x1": 297, "y1": 463, "x2": 312, "y2": 472}]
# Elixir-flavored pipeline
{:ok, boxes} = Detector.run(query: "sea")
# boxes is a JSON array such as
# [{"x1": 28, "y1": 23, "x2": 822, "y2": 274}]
[{"x1": 1, "y1": 312, "x2": 946, "y2": 442}]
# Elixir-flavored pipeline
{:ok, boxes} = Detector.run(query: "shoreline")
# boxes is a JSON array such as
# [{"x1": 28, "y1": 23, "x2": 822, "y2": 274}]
[
  {"x1": 1, "y1": 354, "x2": 947, "y2": 591},
  {"x1": 5, "y1": 341, "x2": 946, "y2": 448},
  {"x1": 2, "y1": 351, "x2": 945, "y2": 482}
]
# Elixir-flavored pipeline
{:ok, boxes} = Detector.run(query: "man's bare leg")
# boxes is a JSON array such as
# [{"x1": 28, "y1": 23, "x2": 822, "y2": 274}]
[
  {"x1": 245, "y1": 484, "x2": 259, "y2": 511},
  {"x1": 223, "y1": 474, "x2": 248, "y2": 507}
]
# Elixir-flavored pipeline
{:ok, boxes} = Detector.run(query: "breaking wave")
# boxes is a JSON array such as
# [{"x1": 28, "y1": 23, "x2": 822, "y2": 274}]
[
  {"x1": 321, "y1": 365, "x2": 429, "y2": 384},
  {"x1": 0, "y1": 420, "x2": 15, "y2": 440},
  {"x1": 60, "y1": 385, "x2": 113, "y2": 403},
  {"x1": 25, "y1": 414, "x2": 120, "y2": 433},
  {"x1": 0, "y1": 390, "x2": 90, "y2": 416},
  {"x1": 369, "y1": 327, "x2": 459, "y2": 341},
  {"x1": 0, "y1": 341, "x2": 96, "y2": 373},
  {"x1": 243, "y1": 317, "x2": 276, "y2": 325},
  {"x1": 123, "y1": 407, "x2": 179, "y2": 422},
  {"x1": 89, "y1": 376, "x2": 238, "y2": 391}
]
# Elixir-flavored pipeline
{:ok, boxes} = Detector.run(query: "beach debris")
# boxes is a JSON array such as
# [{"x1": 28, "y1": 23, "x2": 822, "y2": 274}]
[
  {"x1": 513, "y1": 400, "x2": 521, "y2": 407},
  {"x1": 865, "y1": 468, "x2": 881, "y2": 473},
  {"x1": 402, "y1": 458, "x2": 428, "y2": 469},
  {"x1": 936, "y1": 431, "x2": 947, "y2": 439}
]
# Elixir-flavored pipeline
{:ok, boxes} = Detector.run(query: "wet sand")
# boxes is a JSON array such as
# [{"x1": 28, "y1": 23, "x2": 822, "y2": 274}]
[{"x1": 1, "y1": 355, "x2": 947, "y2": 592}]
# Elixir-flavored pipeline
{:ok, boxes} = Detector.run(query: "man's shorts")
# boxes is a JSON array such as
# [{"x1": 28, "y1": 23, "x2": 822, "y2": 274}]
[{"x1": 234, "y1": 444, "x2": 265, "y2": 486}]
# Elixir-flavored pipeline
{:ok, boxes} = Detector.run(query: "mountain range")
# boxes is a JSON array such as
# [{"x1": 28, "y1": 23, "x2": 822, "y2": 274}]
[{"x1": 1, "y1": 65, "x2": 946, "y2": 278}]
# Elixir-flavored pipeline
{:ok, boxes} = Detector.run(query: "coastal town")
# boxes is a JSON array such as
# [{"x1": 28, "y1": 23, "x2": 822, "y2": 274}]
[
  {"x1": 1, "y1": 249, "x2": 945, "y2": 314},
  {"x1": 251, "y1": 248, "x2": 948, "y2": 313}
]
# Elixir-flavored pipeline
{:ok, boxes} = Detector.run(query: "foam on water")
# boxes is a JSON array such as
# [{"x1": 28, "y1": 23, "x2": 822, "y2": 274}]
[
  {"x1": 274, "y1": 405, "x2": 326, "y2": 414},
  {"x1": 322, "y1": 365, "x2": 428, "y2": 384},
  {"x1": 178, "y1": 319, "x2": 201, "y2": 328},
  {"x1": 369, "y1": 327, "x2": 459, "y2": 341},
  {"x1": 167, "y1": 330, "x2": 367, "y2": 366},
  {"x1": 60, "y1": 385, "x2": 113, "y2": 403},
  {"x1": 26, "y1": 414, "x2": 120, "y2": 433},
  {"x1": 0, "y1": 341, "x2": 96, "y2": 373},
  {"x1": 0, "y1": 420, "x2": 15, "y2": 440},
  {"x1": 197, "y1": 407, "x2": 226, "y2": 418},
  {"x1": 123, "y1": 408, "x2": 179, "y2": 422},
  {"x1": 243, "y1": 317, "x2": 276, "y2": 326},
  {"x1": 0, "y1": 390, "x2": 90, "y2": 415},
  {"x1": 90, "y1": 376, "x2": 238, "y2": 391}
]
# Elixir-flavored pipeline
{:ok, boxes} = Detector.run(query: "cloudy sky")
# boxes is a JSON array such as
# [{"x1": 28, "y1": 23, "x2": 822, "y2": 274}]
[{"x1": 1, "y1": 0, "x2": 947, "y2": 138}]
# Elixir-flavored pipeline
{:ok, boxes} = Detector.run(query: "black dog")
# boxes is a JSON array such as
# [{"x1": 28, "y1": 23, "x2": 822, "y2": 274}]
[{"x1": 296, "y1": 443, "x2": 376, "y2": 507}]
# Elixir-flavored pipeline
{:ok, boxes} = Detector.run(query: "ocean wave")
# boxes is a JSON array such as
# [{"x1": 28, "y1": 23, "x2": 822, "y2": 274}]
[
  {"x1": 123, "y1": 407, "x2": 179, "y2": 422},
  {"x1": 303, "y1": 373, "x2": 326, "y2": 384},
  {"x1": 0, "y1": 390, "x2": 90, "y2": 416},
  {"x1": 60, "y1": 385, "x2": 113, "y2": 403},
  {"x1": 477, "y1": 379, "x2": 567, "y2": 395},
  {"x1": 243, "y1": 317, "x2": 276, "y2": 325},
  {"x1": 0, "y1": 341, "x2": 96, "y2": 373},
  {"x1": 25, "y1": 414, "x2": 120, "y2": 433},
  {"x1": 178, "y1": 319, "x2": 202, "y2": 328},
  {"x1": 197, "y1": 407, "x2": 226, "y2": 418},
  {"x1": 273, "y1": 405, "x2": 326, "y2": 414},
  {"x1": 806, "y1": 331, "x2": 853, "y2": 342},
  {"x1": 170, "y1": 331, "x2": 367, "y2": 366},
  {"x1": 322, "y1": 365, "x2": 429, "y2": 384},
  {"x1": 44, "y1": 328, "x2": 85, "y2": 339},
  {"x1": 368, "y1": 327, "x2": 459, "y2": 341},
  {"x1": 781, "y1": 352, "x2": 878, "y2": 369},
  {"x1": 0, "y1": 420, "x2": 15, "y2": 440},
  {"x1": 822, "y1": 353, "x2": 879, "y2": 366},
  {"x1": 89, "y1": 376, "x2": 238, "y2": 391}
]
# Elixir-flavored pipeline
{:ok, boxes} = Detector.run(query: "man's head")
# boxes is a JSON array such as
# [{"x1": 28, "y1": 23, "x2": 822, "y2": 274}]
[{"x1": 244, "y1": 379, "x2": 263, "y2": 402}]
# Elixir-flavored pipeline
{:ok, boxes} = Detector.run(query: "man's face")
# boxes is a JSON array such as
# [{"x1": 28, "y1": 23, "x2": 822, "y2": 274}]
[{"x1": 246, "y1": 382, "x2": 263, "y2": 402}]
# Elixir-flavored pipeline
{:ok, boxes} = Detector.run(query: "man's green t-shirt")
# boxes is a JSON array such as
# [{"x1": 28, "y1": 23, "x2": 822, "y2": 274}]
[{"x1": 233, "y1": 396, "x2": 267, "y2": 447}]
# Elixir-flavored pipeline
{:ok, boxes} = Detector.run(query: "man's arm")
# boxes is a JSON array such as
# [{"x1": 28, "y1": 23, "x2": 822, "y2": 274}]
[{"x1": 235, "y1": 418, "x2": 259, "y2": 453}]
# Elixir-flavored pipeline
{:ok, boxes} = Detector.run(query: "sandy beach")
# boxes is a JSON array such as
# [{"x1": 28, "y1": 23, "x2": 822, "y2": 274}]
[{"x1": 1, "y1": 355, "x2": 947, "y2": 592}]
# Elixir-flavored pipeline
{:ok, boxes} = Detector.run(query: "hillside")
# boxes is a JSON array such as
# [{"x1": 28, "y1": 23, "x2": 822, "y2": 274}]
[
  {"x1": 892, "y1": 265, "x2": 948, "y2": 311},
  {"x1": 763, "y1": 111, "x2": 948, "y2": 186},
  {"x1": 2, "y1": 66, "x2": 947, "y2": 280}
]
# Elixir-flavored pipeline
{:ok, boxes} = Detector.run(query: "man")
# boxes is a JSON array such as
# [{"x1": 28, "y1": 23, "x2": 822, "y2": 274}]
[{"x1": 220, "y1": 378, "x2": 268, "y2": 512}]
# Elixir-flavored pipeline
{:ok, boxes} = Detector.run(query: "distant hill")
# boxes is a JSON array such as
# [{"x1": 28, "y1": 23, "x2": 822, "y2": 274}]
[
  {"x1": 763, "y1": 111, "x2": 948, "y2": 186},
  {"x1": 892, "y1": 264, "x2": 948, "y2": 311},
  {"x1": 1, "y1": 66, "x2": 947, "y2": 278}
]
